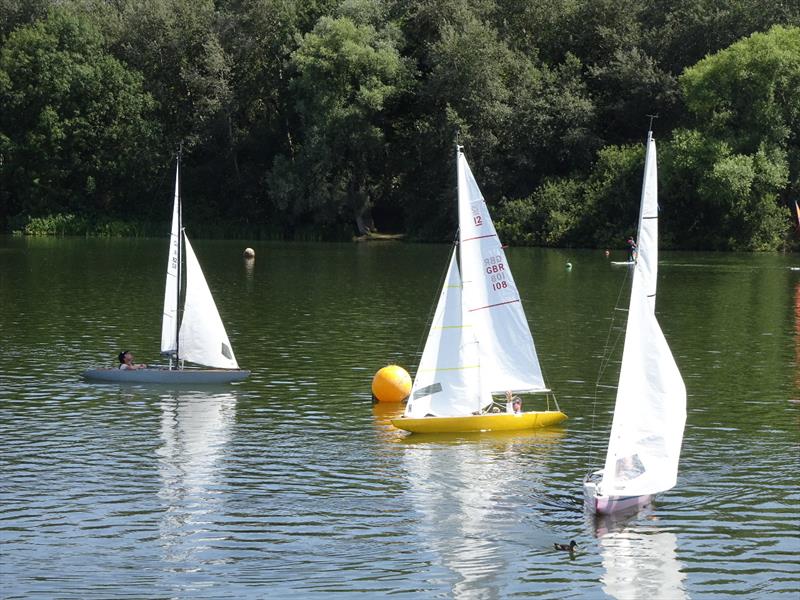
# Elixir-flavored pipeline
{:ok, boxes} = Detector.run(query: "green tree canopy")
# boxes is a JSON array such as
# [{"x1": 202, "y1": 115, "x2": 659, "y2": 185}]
[
  {"x1": 663, "y1": 25, "x2": 800, "y2": 249},
  {"x1": 269, "y1": 7, "x2": 409, "y2": 234},
  {"x1": 0, "y1": 8, "x2": 158, "y2": 222}
]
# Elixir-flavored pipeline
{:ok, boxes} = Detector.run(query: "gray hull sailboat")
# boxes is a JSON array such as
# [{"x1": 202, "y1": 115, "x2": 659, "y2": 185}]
[{"x1": 83, "y1": 153, "x2": 249, "y2": 384}]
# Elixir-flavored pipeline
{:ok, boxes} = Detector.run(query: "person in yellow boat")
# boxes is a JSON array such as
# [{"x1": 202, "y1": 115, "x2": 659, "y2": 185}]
[
  {"x1": 118, "y1": 350, "x2": 146, "y2": 370},
  {"x1": 505, "y1": 390, "x2": 522, "y2": 413}
]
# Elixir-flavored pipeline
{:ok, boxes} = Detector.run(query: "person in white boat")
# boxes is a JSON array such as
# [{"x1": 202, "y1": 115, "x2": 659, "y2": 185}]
[{"x1": 118, "y1": 350, "x2": 146, "y2": 370}]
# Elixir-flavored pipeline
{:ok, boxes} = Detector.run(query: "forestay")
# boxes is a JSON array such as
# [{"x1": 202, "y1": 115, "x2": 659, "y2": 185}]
[
  {"x1": 600, "y1": 132, "x2": 686, "y2": 498},
  {"x1": 160, "y1": 163, "x2": 181, "y2": 355},
  {"x1": 405, "y1": 249, "x2": 487, "y2": 418},
  {"x1": 456, "y1": 150, "x2": 547, "y2": 394},
  {"x1": 179, "y1": 233, "x2": 239, "y2": 370}
]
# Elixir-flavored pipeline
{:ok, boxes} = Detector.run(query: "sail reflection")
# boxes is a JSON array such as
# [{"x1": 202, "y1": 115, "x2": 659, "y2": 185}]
[
  {"x1": 593, "y1": 512, "x2": 687, "y2": 600},
  {"x1": 400, "y1": 430, "x2": 564, "y2": 597},
  {"x1": 157, "y1": 391, "x2": 236, "y2": 564}
]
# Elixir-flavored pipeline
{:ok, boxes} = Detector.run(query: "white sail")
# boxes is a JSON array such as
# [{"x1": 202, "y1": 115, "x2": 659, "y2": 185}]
[
  {"x1": 600, "y1": 133, "x2": 686, "y2": 498},
  {"x1": 160, "y1": 163, "x2": 181, "y2": 354},
  {"x1": 636, "y1": 132, "x2": 658, "y2": 303},
  {"x1": 178, "y1": 233, "x2": 239, "y2": 369},
  {"x1": 457, "y1": 149, "x2": 547, "y2": 393},
  {"x1": 405, "y1": 249, "x2": 488, "y2": 418}
]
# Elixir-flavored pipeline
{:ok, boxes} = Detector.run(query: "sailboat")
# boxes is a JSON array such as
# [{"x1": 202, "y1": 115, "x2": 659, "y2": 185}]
[
  {"x1": 391, "y1": 146, "x2": 567, "y2": 434},
  {"x1": 584, "y1": 128, "x2": 686, "y2": 514},
  {"x1": 83, "y1": 152, "x2": 249, "y2": 384}
]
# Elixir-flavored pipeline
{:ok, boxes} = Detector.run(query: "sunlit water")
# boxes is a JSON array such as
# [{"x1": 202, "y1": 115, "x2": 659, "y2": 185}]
[{"x1": 1, "y1": 237, "x2": 798, "y2": 598}]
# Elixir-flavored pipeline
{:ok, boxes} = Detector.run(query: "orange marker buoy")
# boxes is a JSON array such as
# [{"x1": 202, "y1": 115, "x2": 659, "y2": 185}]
[{"x1": 371, "y1": 365, "x2": 411, "y2": 403}]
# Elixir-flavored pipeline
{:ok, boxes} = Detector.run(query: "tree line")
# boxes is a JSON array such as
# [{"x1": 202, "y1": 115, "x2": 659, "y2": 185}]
[{"x1": 0, "y1": 0, "x2": 798, "y2": 250}]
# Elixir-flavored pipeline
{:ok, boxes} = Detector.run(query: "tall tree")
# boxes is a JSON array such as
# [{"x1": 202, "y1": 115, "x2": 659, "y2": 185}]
[
  {"x1": 270, "y1": 3, "x2": 409, "y2": 234},
  {"x1": 664, "y1": 25, "x2": 799, "y2": 249},
  {"x1": 0, "y1": 8, "x2": 158, "y2": 225}
]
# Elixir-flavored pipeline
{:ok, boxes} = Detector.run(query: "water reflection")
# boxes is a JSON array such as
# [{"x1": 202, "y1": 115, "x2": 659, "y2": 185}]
[
  {"x1": 592, "y1": 511, "x2": 687, "y2": 600},
  {"x1": 399, "y1": 429, "x2": 565, "y2": 597},
  {"x1": 244, "y1": 256, "x2": 255, "y2": 291},
  {"x1": 157, "y1": 391, "x2": 236, "y2": 567}
]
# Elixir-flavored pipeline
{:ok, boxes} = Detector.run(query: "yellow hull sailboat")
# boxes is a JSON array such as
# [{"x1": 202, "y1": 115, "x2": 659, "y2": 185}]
[
  {"x1": 393, "y1": 410, "x2": 566, "y2": 434},
  {"x1": 392, "y1": 145, "x2": 566, "y2": 435}
]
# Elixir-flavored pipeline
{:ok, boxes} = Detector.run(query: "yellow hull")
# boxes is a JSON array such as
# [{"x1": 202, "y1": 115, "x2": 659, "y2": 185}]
[{"x1": 391, "y1": 410, "x2": 567, "y2": 434}]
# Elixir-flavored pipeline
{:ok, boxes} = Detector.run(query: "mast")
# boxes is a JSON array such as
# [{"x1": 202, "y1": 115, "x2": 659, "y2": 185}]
[
  {"x1": 175, "y1": 144, "x2": 182, "y2": 365},
  {"x1": 455, "y1": 141, "x2": 463, "y2": 276}
]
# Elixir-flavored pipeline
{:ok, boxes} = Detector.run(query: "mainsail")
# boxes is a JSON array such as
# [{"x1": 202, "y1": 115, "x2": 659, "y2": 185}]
[
  {"x1": 600, "y1": 132, "x2": 687, "y2": 498},
  {"x1": 457, "y1": 149, "x2": 547, "y2": 394},
  {"x1": 179, "y1": 233, "x2": 239, "y2": 370},
  {"x1": 405, "y1": 249, "x2": 487, "y2": 417}
]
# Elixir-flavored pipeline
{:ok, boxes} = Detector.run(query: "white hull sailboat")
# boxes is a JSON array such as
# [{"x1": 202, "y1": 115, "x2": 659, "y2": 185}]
[
  {"x1": 584, "y1": 128, "x2": 686, "y2": 514},
  {"x1": 392, "y1": 146, "x2": 566, "y2": 434},
  {"x1": 84, "y1": 152, "x2": 249, "y2": 384}
]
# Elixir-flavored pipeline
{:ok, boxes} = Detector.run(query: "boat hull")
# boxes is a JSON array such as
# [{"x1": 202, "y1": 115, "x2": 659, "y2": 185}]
[
  {"x1": 391, "y1": 410, "x2": 567, "y2": 434},
  {"x1": 82, "y1": 368, "x2": 250, "y2": 384},
  {"x1": 583, "y1": 472, "x2": 653, "y2": 515}
]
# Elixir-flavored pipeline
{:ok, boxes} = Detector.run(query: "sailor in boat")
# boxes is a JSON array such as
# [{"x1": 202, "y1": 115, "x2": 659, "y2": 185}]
[
  {"x1": 118, "y1": 350, "x2": 147, "y2": 370},
  {"x1": 504, "y1": 390, "x2": 522, "y2": 413},
  {"x1": 626, "y1": 236, "x2": 637, "y2": 262}
]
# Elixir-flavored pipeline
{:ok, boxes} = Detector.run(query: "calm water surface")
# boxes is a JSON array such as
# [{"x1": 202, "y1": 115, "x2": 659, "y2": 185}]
[{"x1": 1, "y1": 236, "x2": 798, "y2": 599}]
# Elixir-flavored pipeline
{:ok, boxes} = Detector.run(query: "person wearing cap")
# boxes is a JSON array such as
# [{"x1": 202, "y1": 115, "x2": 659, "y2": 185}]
[{"x1": 118, "y1": 350, "x2": 146, "y2": 370}]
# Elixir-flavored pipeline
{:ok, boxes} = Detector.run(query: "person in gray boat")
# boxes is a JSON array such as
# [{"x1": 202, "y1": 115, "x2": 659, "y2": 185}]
[{"x1": 118, "y1": 350, "x2": 146, "y2": 370}]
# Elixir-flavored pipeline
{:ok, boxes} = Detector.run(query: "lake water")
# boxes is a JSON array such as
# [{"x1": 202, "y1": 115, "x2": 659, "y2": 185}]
[{"x1": 1, "y1": 236, "x2": 798, "y2": 599}]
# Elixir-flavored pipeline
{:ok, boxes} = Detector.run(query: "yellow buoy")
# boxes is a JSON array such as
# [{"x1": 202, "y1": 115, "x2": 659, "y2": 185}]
[{"x1": 372, "y1": 365, "x2": 411, "y2": 403}]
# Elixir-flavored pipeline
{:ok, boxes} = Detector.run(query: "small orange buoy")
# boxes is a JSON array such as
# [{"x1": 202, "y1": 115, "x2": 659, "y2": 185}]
[{"x1": 372, "y1": 365, "x2": 411, "y2": 403}]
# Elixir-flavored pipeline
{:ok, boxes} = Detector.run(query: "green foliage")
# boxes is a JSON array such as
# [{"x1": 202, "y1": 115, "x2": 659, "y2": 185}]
[
  {"x1": 668, "y1": 25, "x2": 799, "y2": 250},
  {"x1": 581, "y1": 144, "x2": 646, "y2": 247},
  {"x1": 681, "y1": 25, "x2": 800, "y2": 151},
  {"x1": 0, "y1": 1, "x2": 796, "y2": 247},
  {"x1": 495, "y1": 179, "x2": 585, "y2": 247},
  {"x1": 0, "y1": 7, "x2": 158, "y2": 223},
  {"x1": 12, "y1": 213, "x2": 147, "y2": 236},
  {"x1": 269, "y1": 7, "x2": 409, "y2": 234}
]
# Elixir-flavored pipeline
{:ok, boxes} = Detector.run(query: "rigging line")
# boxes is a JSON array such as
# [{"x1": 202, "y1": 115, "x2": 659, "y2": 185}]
[{"x1": 588, "y1": 262, "x2": 633, "y2": 466}]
